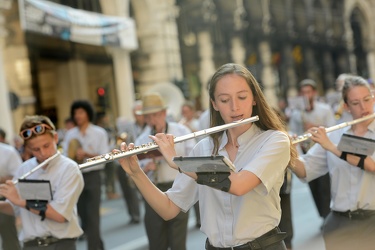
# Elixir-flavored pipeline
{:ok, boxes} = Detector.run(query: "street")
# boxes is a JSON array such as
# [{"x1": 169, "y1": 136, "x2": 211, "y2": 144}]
[
  {"x1": 0, "y1": 175, "x2": 326, "y2": 250},
  {"x1": 76, "y1": 175, "x2": 326, "y2": 250}
]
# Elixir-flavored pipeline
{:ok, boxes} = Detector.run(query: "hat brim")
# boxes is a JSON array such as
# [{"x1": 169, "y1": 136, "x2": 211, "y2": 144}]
[{"x1": 135, "y1": 106, "x2": 167, "y2": 115}]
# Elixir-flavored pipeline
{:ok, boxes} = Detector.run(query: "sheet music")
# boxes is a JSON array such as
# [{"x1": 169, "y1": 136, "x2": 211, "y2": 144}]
[
  {"x1": 18, "y1": 180, "x2": 52, "y2": 201},
  {"x1": 173, "y1": 155, "x2": 235, "y2": 173},
  {"x1": 337, "y1": 134, "x2": 375, "y2": 156}
]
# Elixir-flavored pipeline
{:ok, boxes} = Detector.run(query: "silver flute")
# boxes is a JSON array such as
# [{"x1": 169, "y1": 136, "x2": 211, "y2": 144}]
[
  {"x1": 79, "y1": 115, "x2": 260, "y2": 170},
  {"x1": 13, "y1": 151, "x2": 61, "y2": 185},
  {"x1": 292, "y1": 113, "x2": 375, "y2": 144}
]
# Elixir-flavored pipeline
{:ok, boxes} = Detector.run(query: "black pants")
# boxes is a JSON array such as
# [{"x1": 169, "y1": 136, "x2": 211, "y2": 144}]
[
  {"x1": 0, "y1": 212, "x2": 20, "y2": 250},
  {"x1": 23, "y1": 239, "x2": 76, "y2": 250},
  {"x1": 278, "y1": 193, "x2": 293, "y2": 249},
  {"x1": 323, "y1": 211, "x2": 375, "y2": 250},
  {"x1": 78, "y1": 171, "x2": 104, "y2": 250},
  {"x1": 308, "y1": 173, "x2": 331, "y2": 218},
  {"x1": 144, "y1": 182, "x2": 189, "y2": 250},
  {"x1": 104, "y1": 161, "x2": 117, "y2": 194},
  {"x1": 116, "y1": 163, "x2": 140, "y2": 221}
]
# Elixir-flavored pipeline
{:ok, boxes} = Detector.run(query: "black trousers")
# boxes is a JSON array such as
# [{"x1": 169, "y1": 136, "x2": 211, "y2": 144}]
[
  {"x1": 23, "y1": 239, "x2": 76, "y2": 250},
  {"x1": 323, "y1": 211, "x2": 375, "y2": 250},
  {"x1": 116, "y1": 163, "x2": 140, "y2": 221},
  {"x1": 308, "y1": 173, "x2": 331, "y2": 218},
  {"x1": 278, "y1": 193, "x2": 293, "y2": 249},
  {"x1": 0, "y1": 212, "x2": 21, "y2": 250},
  {"x1": 144, "y1": 182, "x2": 189, "y2": 250},
  {"x1": 78, "y1": 171, "x2": 105, "y2": 250}
]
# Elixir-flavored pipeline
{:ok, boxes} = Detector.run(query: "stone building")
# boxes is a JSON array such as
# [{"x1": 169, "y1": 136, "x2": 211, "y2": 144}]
[{"x1": 0, "y1": 0, "x2": 374, "y2": 139}]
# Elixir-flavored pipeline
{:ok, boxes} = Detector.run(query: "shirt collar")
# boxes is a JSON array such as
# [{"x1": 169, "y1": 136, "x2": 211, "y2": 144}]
[{"x1": 218, "y1": 124, "x2": 261, "y2": 151}]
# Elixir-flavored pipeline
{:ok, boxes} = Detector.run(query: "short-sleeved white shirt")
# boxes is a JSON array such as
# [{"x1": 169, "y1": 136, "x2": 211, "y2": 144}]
[
  {"x1": 10, "y1": 154, "x2": 84, "y2": 242},
  {"x1": 166, "y1": 125, "x2": 290, "y2": 247},
  {"x1": 63, "y1": 124, "x2": 109, "y2": 172},
  {"x1": 0, "y1": 143, "x2": 22, "y2": 178},
  {"x1": 301, "y1": 119, "x2": 375, "y2": 212}
]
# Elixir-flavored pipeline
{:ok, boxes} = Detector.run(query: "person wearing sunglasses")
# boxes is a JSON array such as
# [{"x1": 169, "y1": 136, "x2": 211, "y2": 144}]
[{"x1": 0, "y1": 115, "x2": 84, "y2": 250}]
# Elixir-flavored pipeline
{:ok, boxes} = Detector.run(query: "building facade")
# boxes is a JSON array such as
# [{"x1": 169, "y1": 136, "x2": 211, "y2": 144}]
[{"x1": 0, "y1": 0, "x2": 374, "y2": 139}]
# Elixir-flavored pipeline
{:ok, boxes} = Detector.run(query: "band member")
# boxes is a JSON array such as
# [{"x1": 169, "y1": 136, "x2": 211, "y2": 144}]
[
  {"x1": 116, "y1": 100, "x2": 145, "y2": 224},
  {"x1": 63, "y1": 100, "x2": 108, "y2": 250},
  {"x1": 0, "y1": 141, "x2": 22, "y2": 250},
  {"x1": 291, "y1": 75, "x2": 375, "y2": 249},
  {"x1": 117, "y1": 63, "x2": 297, "y2": 250},
  {"x1": 134, "y1": 93, "x2": 195, "y2": 250},
  {"x1": 289, "y1": 79, "x2": 335, "y2": 222},
  {"x1": 0, "y1": 115, "x2": 84, "y2": 250}
]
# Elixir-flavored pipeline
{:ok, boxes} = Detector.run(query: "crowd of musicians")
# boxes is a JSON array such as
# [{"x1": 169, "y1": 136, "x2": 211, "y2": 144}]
[{"x1": 1, "y1": 63, "x2": 375, "y2": 250}]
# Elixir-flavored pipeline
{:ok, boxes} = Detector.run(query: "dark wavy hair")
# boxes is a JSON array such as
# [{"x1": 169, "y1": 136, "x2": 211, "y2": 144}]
[{"x1": 70, "y1": 100, "x2": 96, "y2": 123}]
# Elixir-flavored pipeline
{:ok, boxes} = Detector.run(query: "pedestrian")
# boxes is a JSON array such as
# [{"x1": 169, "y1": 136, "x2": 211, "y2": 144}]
[
  {"x1": 291, "y1": 75, "x2": 375, "y2": 249},
  {"x1": 0, "y1": 115, "x2": 84, "y2": 250},
  {"x1": 116, "y1": 100, "x2": 145, "y2": 224},
  {"x1": 134, "y1": 92, "x2": 195, "y2": 250},
  {"x1": 0, "y1": 140, "x2": 22, "y2": 250},
  {"x1": 63, "y1": 100, "x2": 108, "y2": 250},
  {"x1": 117, "y1": 63, "x2": 297, "y2": 249},
  {"x1": 289, "y1": 79, "x2": 335, "y2": 222},
  {"x1": 178, "y1": 100, "x2": 201, "y2": 227}
]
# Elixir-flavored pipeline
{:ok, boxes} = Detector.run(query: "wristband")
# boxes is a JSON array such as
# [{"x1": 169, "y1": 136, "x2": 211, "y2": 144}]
[
  {"x1": 357, "y1": 155, "x2": 366, "y2": 170},
  {"x1": 178, "y1": 167, "x2": 182, "y2": 173},
  {"x1": 340, "y1": 151, "x2": 348, "y2": 161},
  {"x1": 39, "y1": 209, "x2": 46, "y2": 221}
]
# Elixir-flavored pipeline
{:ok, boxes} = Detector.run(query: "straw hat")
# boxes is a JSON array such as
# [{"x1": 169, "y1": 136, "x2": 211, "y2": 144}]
[{"x1": 135, "y1": 93, "x2": 167, "y2": 115}]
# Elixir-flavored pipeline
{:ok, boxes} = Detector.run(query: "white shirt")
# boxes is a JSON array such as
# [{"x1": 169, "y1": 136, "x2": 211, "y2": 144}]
[
  {"x1": 63, "y1": 124, "x2": 109, "y2": 172},
  {"x1": 9, "y1": 154, "x2": 84, "y2": 241},
  {"x1": 0, "y1": 143, "x2": 22, "y2": 178},
  {"x1": 289, "y1": 101, "x2": 336, "y2": 136},
  {"x1": 166, "y1": 125, "x2": 290, "y2": 247},
  {"x1": 136, "y1": 122, "x2": 195, "y2": 184},
  {"x1": 300, "y1": 119, "x2": 375, "y2": 212}
]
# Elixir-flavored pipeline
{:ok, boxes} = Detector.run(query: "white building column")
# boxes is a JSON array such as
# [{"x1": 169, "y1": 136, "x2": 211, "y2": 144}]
[
  {"x1": 100, "y1": 0, "x2": 135, "y2": 119},
  {"x1": 0, "y1": 13, "x2": 14, "y2": 142},
  {"x1": 231, "y1": 37, "x2": 246, "y2": 65},
  {"x1": 367, "y1": 49, "x2": 375, "y2": 81},
  {"x1": 259, "y1": 41, "x2": 277, "y2": 108},
  {"x1": 198, "y1": 31, "x2": 216, "y2": 110}
]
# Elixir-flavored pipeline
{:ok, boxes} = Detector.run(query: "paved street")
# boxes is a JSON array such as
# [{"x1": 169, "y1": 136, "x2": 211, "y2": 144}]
[
  {"x1": 76, "y1": 175, "x2": 326, "y2": 250},
  {"x1": 0, "y1": 175, "x2": 326, "y2": 250}
]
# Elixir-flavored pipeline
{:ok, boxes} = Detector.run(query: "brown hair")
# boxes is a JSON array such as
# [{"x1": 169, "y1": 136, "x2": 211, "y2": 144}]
[{"x1": 208, "y1": 63, "x2": 297, "y2": 166}]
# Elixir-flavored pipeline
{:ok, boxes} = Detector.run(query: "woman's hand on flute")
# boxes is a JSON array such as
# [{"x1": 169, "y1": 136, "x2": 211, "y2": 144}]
[
  {"x1": 116, "y1": 142, "x2": 142, "y2": 176},
  {"x1": 308, "y1": 126, "x2": 335, "y2": 152},
  {"x1": 149, "y1": 133, "x2": 179, "y2": 170}
]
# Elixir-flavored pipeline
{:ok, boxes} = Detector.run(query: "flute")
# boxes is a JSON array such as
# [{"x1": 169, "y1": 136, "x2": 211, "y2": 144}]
[
  {"x1": 292, "y1": 113, "x2": 375, "y2": 144},
  {"x1": 0, "y1": 152, "x2": 60, "y2": 199},
  {"x1": 79, "y1": 115, "x2": 260, "y2": 170},
  {"x1": 13, "y1": 151, "x2": 61, "y2": 185}
]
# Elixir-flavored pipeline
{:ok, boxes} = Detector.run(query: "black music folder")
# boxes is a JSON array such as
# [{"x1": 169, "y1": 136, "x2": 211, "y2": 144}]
[
  {"x1": 337, "y1": 134, "x2": 375, "y2": 156},
  {"x1": 18, "y1": 179, "x2": 53, "y2": 202},
  {"x1": 173, "y1": 155, "x2": 235, "y2": 173}
]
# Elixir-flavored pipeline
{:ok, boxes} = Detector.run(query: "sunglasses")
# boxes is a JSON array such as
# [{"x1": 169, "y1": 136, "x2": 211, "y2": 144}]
[{"x1": 19, "y1": 124, "x2": 53, "y2": 140}]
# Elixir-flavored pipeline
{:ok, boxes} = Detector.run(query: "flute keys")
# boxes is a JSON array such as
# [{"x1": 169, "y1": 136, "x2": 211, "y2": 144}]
[{"x1": 104, "y1": 154, "x2": 111, "y2": 160}]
